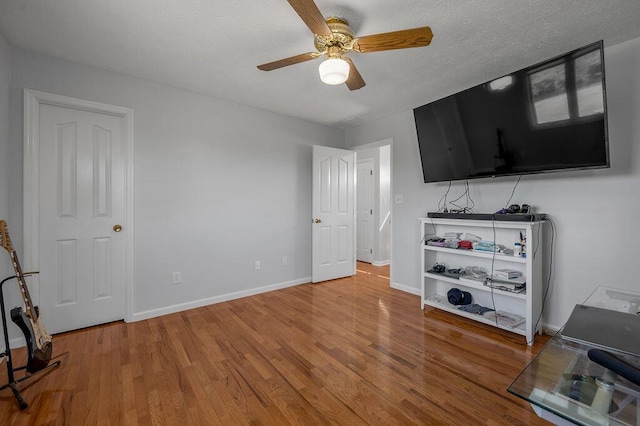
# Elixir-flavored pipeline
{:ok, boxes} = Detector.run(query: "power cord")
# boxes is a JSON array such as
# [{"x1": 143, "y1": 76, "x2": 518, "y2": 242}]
[
  {"x1": 489, "y1": 219, "x2": 501, "y2": 334},
  {"x1": 449, "y1": 180, "x2": 475, "y2": 213},
  {"x1": 532, "y1": 218, "x2": 555, "y2": 339},
  {"x1": 420, "y1": 221, "x2": 438, "y2": 245},
  {"x1": 438, "y1": 181, "x2": 452, "y2": 212},
  {"x1": 504, "y1": 175, "x2": 522, "y2": 208},
  {"x1": 489, "y1": 216, "x2": 545, "y2": 347}
]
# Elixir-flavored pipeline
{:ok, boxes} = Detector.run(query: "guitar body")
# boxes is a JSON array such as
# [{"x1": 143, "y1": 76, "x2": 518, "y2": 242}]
[
  {"x1": 1, "y1": 219, "x2": 54, "y2": 374},
  {"x1": 10, "y1": 306, "x2": 52, "y2": 373}
]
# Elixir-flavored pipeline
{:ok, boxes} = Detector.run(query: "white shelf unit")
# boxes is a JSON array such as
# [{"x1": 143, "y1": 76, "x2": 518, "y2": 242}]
[{"x1": 420, "y1": 217, "x2": 545, "y2": 344}]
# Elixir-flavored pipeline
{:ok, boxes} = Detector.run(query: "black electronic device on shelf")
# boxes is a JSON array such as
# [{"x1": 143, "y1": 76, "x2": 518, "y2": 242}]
[{"x1": 427, "y1": 212, "x2": 546, "y2": 222}]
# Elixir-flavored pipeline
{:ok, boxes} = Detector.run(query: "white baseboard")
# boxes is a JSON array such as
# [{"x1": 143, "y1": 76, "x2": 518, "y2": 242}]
[
  {"x1": 0, "y1": 335, "x2": 28, "y2": 351},
  {"x1": 10, "y1": 336, "x2": 25, "y2": 348},
  {"x1": 372, "y1": 260, "x2": 390, "y2": 266},
  {"x1": 390, "y1": 281, "x2": 420, "y2": 296},
  {"x1": 542, "y1": 322, "x2": 560, "y2": 335},
  {"x1": 132, "y1": 276, "x2": 311, "y2": 322}
]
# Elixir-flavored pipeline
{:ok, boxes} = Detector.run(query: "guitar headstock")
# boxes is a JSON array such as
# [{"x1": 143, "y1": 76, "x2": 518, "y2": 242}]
[{"x1": 0, "y1": 220, "x2": 14, "y2": 254}]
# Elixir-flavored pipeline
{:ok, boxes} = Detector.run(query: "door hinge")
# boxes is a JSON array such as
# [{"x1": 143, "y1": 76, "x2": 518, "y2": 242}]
[
  {"x1": 370, "y1": 249, "x2": 373, "y2": 254},
  {"x1": 370, "y1": 209, "x2": 373, "y2": 214},
  {"x1": 370, "y1": 170, "x2": 373, "y2": 175}
]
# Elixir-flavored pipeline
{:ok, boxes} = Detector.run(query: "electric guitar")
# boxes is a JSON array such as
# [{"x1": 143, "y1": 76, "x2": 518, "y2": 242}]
[{"x1": 0, "y1": 220, "x2": 52, "y2": 373}]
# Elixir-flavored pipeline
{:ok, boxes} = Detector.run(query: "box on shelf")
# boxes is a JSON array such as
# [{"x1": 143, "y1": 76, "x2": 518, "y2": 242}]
[
  {"x1": 494, "y1": 268, "x2": 522, "y2": 279},
  {"x1": 485, "y1": 280, "x2": 526, "y2": 294}
]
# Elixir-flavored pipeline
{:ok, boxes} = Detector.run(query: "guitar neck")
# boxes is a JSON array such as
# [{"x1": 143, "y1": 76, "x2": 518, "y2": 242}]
[{"x1": 9, "y1": 249, "x2": 37, "y2": 320}]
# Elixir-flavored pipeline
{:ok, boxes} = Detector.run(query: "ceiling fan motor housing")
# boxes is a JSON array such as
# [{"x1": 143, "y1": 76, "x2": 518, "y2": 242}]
[{"x1": 314, "y1": 17, "x2": 354, "y2": 57}]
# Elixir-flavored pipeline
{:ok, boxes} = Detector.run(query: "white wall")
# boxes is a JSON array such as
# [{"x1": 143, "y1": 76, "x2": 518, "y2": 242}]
[
  {"x1": 0, "y1": 32, "x2": 12, "y2": 349},
  {"x1": 7, "y1": 47, "x2": 344, "y2": 326},
  {"x1": 346, "y1": 36, "x2": 640, "y2": 330}
]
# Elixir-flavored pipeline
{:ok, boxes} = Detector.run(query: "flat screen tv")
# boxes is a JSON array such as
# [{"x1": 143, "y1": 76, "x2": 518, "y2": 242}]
[{"x1": 414, "y1": 41, "x2": 609, "y2": 183}]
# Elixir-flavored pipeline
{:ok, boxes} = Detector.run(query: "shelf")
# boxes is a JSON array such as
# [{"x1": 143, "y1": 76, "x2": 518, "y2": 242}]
[
  {"x1": 420, "y1": 217, "x2": 544, "y2": 229},
  {"x1": 423, "y1": 272, "x2": 526, "y2": 300},
  {"x1": 424, "y1": 294, "x2": 526, "y2": 335},
  {"x1": 423, "y1": 245, "x2": 527, "y2": 263},
  {"x1": 420, "y1": 216, "x2": 544, "y2": 344}
]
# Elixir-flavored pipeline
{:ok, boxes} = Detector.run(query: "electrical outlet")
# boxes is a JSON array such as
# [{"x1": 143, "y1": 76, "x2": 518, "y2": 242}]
[
  {"x1": 254, "y1": 260, "x2": 261, "y2": 271},
  {"x1": 282, "y1": 256, "x2": 288, "y2": 266},
  {"x1": 171, "y1": 271, "x2": 181, "y2": 284}
]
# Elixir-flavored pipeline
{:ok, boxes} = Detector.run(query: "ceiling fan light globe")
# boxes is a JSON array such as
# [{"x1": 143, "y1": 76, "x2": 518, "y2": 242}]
[{"x1": 319, "y1": 58, "x2": 350, "y2": 85}]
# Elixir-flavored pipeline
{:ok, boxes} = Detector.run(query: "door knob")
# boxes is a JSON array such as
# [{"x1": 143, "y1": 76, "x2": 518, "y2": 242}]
[
  {"x1": 314, "y1": 218, "x2": 321, "y2": 224},
  {"x1": 113, "y1": 224, "x2": 123, "y2": 232}
]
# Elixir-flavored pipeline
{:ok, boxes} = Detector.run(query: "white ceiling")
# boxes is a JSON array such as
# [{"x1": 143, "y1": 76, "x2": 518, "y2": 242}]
[{"x1": 1, "y1": 0, "x2": 640, "y2": 129}]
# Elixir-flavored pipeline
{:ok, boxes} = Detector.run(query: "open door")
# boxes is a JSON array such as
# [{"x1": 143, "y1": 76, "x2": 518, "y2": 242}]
[{"x1": 312, "y1": 145, "x2": 355, "y2": 283}]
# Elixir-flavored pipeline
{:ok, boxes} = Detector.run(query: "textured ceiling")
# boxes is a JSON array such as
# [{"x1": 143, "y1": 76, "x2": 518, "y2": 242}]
[{"x1": 1, "y1": 0, "x2": 640, "y2": 129}]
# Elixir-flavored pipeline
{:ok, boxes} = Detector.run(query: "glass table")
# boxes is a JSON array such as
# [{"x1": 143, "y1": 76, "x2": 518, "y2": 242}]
[{"x1": 508, "y1": 287, "x2": 640, "y2": 425}]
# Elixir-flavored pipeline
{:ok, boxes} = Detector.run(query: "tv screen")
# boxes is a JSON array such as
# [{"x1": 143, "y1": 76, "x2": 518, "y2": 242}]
[{"x1": 414, "y1": 41, "x2": 609, "y2": 183}]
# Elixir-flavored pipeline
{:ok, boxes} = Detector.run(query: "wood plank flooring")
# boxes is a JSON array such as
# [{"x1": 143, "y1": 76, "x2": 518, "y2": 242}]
[{"x1": 1, "y1": 262, "x2": 551, "y2": 425}]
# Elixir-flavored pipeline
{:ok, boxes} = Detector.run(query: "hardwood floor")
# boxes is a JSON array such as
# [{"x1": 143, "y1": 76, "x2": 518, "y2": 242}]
[{"x1": 1, "y1": 262, "x2": 551, "y2": 425}]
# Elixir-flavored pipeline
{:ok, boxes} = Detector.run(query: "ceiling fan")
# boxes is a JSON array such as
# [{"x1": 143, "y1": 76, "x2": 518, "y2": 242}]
[{"x1": 257, "y1": 0, "x2": 434, "y2": 90}]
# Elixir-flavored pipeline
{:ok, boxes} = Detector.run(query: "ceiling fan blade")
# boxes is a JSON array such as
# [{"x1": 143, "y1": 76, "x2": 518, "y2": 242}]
[
  {"x1": 343, "y1": 58, "x2": 365, "y2": 91},
  {"x1": 257, "y1": 52, "x2": 320, "y2": 71},
  {"x1": 286, "y1": 0, "x2": 332, "y2": 36},
  {"x1": 352, "y1": 26, "x2": 434, "y2": 53}
]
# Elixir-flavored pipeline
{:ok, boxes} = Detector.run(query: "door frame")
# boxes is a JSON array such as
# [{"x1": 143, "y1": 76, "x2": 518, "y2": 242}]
[
  {"x1": 351, "y1": 138, "x2": 393, "y2": 269},
  {"x1": 23, "y1": 89, "x2": 135, "y2": 322}
]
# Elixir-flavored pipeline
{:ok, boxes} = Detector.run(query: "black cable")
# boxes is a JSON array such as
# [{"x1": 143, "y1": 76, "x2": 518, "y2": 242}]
[
  {"x1": 533, "y1": 219, "x2": 541, "y2": 258},
  {"x1": 465, "y1": 181, "x2": 476, "y2": 212},
  {"x1": 449, "y1": 181, "x2": 475, "y2": 213},
  {"x1": 532, "y1": 218, "x2": 555, "y2": 341},
  {"x1": 504, "y1": 175, "x2": 522, "y2": 208},
  {"x1": 420, "y1": 220, "x2": 438, "y2": 245},
  {"x1": 489, "y1": 218, "x2": 499, "y2": 329},
  {"x1": 489, "y1": 215, "x2": 540, "y2": 346},
  {"x1": 487, "y1": 219, "x2": 526, "y2": 346},
  {"x1": 438, "y1": 181, "x2": 452, "y2": 212},
  {"x1": 449, "y1": 187, "x2": 466, "y2": 211}
]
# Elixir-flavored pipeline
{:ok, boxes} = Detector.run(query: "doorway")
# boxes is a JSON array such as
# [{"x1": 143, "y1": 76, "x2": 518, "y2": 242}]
[
  {"x1": 354, "y1": 141, "x2": 392, "y2": 267},
  {"x1": 310, "y1": 140, "x2": 392, "y2": 283}
]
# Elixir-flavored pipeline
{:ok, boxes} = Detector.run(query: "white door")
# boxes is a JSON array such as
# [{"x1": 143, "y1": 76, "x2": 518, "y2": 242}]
[
  {"x1": 356, "y1": 159, "x2": 374, "y2": 263},
  {"x1": 25, "y1": 91, "x2": 133, "y2": 333},
  {"x1": 312, "y1": 145, "x2": 355, "y2": 283}
]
